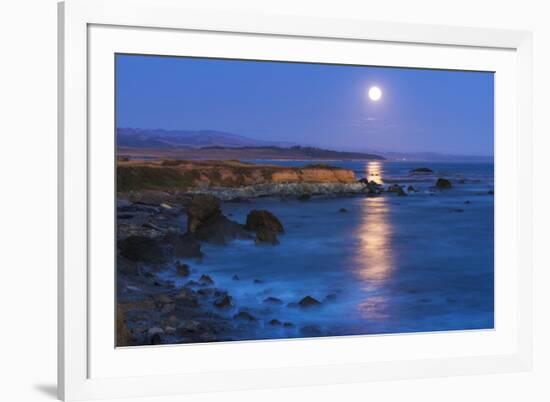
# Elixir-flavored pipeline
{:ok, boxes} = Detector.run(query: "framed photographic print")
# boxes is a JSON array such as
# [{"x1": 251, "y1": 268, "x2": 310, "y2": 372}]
[{"x1": 58, "y1": 0, "x2": 533, "y2": 400}]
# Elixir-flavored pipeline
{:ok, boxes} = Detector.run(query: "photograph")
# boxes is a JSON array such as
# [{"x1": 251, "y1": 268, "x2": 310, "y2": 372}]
[{"x1": 115, "y1": 54, "x2": 494, "y2": 347}]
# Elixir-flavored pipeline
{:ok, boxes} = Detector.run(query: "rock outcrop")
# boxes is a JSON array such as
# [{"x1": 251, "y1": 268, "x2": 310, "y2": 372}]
[
  {"x1": 118, "y1": 235, "x2": 167, "y2": 263},
  {"x1": 186, "y1": 194, "x2": 251, "y2": 244},
  {"x1": 436, "y1": 178, "x2": 452, "y2": 189},
  {"x1": 245, "y1": 209, "x2": 284, "y2": 245},
  {"x1": 410, "y1": 167, "x2": 434, "y2": 174}
]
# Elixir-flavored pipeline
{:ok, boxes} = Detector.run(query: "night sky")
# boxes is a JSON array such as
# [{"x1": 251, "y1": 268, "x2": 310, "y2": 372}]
[{"x1": 116, "y1": 54, "x2": 494, "y2": 156}]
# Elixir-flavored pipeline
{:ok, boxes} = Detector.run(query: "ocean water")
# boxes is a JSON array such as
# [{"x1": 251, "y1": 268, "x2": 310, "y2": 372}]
[{"x1": 179, "y1": 161, "x2": 494, "y2": 340}]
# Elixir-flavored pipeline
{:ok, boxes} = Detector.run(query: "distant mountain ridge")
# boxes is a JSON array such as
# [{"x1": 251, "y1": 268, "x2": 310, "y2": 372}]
[
  {"x1": 117, "y1": 127, "x2": 293, "y2": 149},
  {"x1": 117, "y1": 127, "x2": 384, "y2": 160}
]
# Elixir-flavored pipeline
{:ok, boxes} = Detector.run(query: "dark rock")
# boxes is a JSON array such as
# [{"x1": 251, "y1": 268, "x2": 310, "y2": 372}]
[
  {"x1": 185, "y1": 194, "x2": 251, "y2": 244},
  {"x1": 298, "y1": 296, "x2": 321, "y2": 308},
  {"x1": 174, "y1": 288, "x2": 199, "y2": 307},
  {"x1": 410, "y1": 167, "x2": 434, "y2": 174},
  {"x1": 253, "y1": 278, "x2": 264, "y2": 284},
  {"x1": 338, "y1": 208, "x2": 348, "y2": 213},
  {"x1": 452, "y1": 208, "x2": 465, "y2": 213},
  {"x1": 199, "y1": 274, "x2": 214, "y2": 285},
  {"x1": 234, "y1": 311, "x2": 256, "y2": 321},
  {"x1": 214, "y1": 294, "x2": 232, "y2": 308},
  {"x1": 263, "y1": 297, "x2": 283, "y2": 305},
  {"x1": 436, "y1": 178, "x2": 452, "y2": 189},
  {"x1": 464, "y1": 200, "x2": 471, "y2": 204},
  {"x1": 297, "y1": 194, "x2": 311, "y2": 201},
  {"x1": 175, "y1": 262, "x2": 190, "y2": 276},
  {"x1": 361, "y1": 179, "x2": 382, "y2": 195},
  {"x1": 269, "y1": 319, "x2": 282, "y2": 326},
  {"x1": 255, "y1": 227, "x2": 279, "y2": 245},
  {"x1": 150, "y1": 333, "x2": 162, "y2": 345},
  {"x1": 388, "y1": 184, "x2": 407, "y2": 196},
  {"x1": 283, "y1": 322, "x2": 294, "y2": 328},
  {"x1": 164, "y1": 232, "x2": 203, "y2": 258},
  {"x1": 195, "y1": 215, "x2": 252, "y2": 244},
  {"x1": 148, "y1": 327, "x2": 164, "y2": 345},
  {"x1": 488, "y1": 190, "x2": 494, "y2": 195},
  {"x1": 232, "y1": 275, "x2": 240, "y2": 280},
  {"x1": 186, "y1": 194, "x2": 221, "y2": 233},
  {"x1": 117, "y1": 235, "x2": 166, "y2": 263},
  {"x1": 407, "y1": 185, "x2": 417, "y2": 193},
  {"x1": 245, "y1": 210, "x2": 284, "y2": 233}
]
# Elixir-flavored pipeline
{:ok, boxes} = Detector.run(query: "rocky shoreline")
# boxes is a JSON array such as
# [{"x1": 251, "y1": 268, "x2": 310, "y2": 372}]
[{"x1": 116, "y1": 162, "x2": 491, "y2": 346}]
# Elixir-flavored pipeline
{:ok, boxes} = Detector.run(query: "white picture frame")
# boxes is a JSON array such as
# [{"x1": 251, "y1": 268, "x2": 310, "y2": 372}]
[{"x1": 58, "y1": 0, "x2": 533, "y2": 400}]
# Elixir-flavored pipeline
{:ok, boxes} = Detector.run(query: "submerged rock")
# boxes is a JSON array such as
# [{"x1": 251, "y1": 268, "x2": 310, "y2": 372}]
[
  {"x1": 269, "y1": 319, "x2": 282, "y2": 326},
  {"x1": 410, "y1": 167, "x2": 434, "y2": 174},
  {"x1": 234, "y1": 311, "x2": 256, "y2": 321},
  {"x1": 263, "y1": 297, "x2": 283, "y2": 305},
  {"x1": 198, "y1": 274, "x2": 214, "y2": 285},
  {"x1": 298, "y1": 296, "x2": 321, "y2": 308},
  {"x1": 213, "y1": 294, "x2": 232, "y2": 308},
  {"x1": 339, "y1": 208, "x2": 348, "y2": 213},
  {"x1": 297, "y1": 194, "x2": 311, "y2": 201},
  {"x1": 436, "y1": 178, "x2": 452, "y2": 189}
]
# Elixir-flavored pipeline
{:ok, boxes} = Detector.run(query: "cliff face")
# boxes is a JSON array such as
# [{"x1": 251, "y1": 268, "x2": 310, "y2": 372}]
[
  {"x1": 271, "y1": 168, "x2": 355, "y2": 184},
  {"x1": 117, "y1": 160, "x2": 357, "y2": 192}
]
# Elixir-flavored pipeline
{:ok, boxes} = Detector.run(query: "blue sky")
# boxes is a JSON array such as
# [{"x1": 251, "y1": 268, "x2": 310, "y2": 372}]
[{"x1": 116, "y1": 54, "x2": 494, "y2": 156}]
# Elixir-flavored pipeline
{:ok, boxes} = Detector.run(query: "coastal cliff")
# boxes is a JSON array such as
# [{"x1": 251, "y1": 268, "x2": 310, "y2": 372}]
[{"x1": 117, "y1": 159, "x2": 363, "y2": 199}]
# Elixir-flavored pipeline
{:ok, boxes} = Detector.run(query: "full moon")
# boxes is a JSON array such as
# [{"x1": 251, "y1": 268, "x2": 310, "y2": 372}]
[{"x1": 368, "y1": 86, "x2": 382, "y2": 101}]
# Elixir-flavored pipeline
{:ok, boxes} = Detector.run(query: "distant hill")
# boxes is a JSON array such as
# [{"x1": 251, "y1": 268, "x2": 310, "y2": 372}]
[
  {"x1": 117, "y1": 145, "x2": 384, "y2": 161},
  {"x1": 117, "y1": 128, "x2": 384, "y2": 161},
  {"x1": 116, "y1": 128, "x2": 292, "y2": 149}
]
